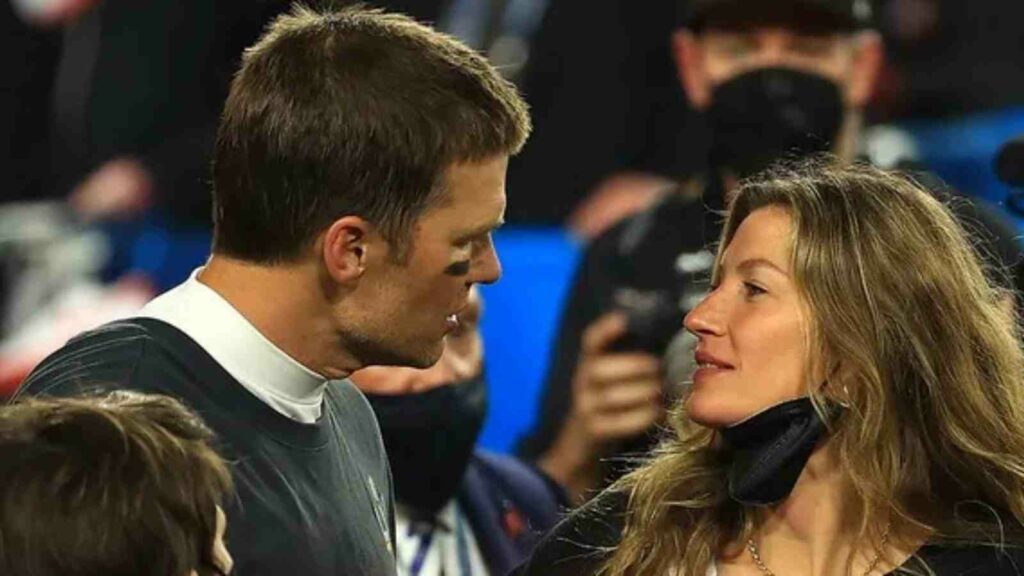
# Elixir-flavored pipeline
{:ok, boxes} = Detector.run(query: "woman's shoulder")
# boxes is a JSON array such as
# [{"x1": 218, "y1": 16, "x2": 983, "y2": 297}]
[{"x1": 511, "y1": 487, "x2": 630, "y2": 576}]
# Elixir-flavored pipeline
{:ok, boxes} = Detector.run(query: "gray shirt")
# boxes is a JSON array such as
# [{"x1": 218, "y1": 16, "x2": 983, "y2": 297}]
[{"x1": 17, "y1": 316, "x2": 398, "y2": 575}]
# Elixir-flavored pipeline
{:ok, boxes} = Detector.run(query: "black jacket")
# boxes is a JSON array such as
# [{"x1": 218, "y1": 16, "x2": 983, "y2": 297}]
[{"x1": 512, "y1": 488, "x2": 1024, "y2": 576}]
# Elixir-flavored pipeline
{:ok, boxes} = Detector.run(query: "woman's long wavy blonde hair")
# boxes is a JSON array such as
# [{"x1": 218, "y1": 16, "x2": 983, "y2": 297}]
[{"x1": 600, "y1": 160, "x2": 1024, "y2": 575}]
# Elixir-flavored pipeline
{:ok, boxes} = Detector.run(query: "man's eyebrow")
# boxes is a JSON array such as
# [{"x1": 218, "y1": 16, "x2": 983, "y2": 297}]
[{"x1": 457, "y1": 218, "x2": 505, "y2": 241}]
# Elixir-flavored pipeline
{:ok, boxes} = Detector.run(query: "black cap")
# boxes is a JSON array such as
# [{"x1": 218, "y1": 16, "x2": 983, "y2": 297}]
[{"x1": 684, "y1": 0, "x2": 874, "y2": 33}]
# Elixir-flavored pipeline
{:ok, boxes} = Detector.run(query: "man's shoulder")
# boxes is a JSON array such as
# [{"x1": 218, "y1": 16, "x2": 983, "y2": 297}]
[
  {"x1": 16, "y1": 317, "x2": 208, "y2": 400},
  {"x1": 324, "y1": 379, "x2": 383, "y2": 434},
  {"x1": 323, "y1": 379, "x2": 390, "y2": 464}
]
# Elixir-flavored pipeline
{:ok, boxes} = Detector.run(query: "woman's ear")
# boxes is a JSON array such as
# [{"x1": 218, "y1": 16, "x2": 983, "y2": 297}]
[{"x1": 822, "y1": 359, "x2": 854, "y2": 408}]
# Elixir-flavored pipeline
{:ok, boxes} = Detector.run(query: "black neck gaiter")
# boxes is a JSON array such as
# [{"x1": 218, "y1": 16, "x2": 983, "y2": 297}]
[
  {"x1": 719, "y1": 397, "x2": 836, "y2": 506},
  {"x1": 365, "y1": 376, "x2": 488, "y2": 521},
  {"x1": 708, "y1": 67, "x2": 844, "y2": 179}
]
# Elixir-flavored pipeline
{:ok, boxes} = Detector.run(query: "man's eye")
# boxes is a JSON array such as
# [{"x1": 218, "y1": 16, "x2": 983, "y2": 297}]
[
  {"x1": 720, "y1": 40, "x2": 755, "y2": 57},
  {"x1": 790, "y1": 37, "x2": 837, "y2": 56}
]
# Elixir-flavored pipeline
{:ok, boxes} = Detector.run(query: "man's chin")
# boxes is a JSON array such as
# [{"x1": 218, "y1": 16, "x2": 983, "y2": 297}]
[
  {"x1": 370, "y1": 343, "x2": 443, "y2": 371},
  {"x1": 407, "y1": 350, "x2": 443, "y2": 370}
]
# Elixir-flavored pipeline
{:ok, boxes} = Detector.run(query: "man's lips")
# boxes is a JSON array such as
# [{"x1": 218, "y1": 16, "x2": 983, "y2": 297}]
[{"x1": 445, "y1": 314, "x2": 460, "y2": 331}]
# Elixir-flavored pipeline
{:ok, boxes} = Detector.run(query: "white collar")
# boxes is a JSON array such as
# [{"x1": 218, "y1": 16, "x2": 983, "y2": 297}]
[{"x1": 139, "y1": 268, "x2": 327, "y2": 423}]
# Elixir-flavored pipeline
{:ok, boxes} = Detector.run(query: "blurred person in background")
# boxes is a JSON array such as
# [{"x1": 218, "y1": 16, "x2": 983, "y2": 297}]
[
  {"x1": 505, "y1": 0, "x2": 693, "y2": 227},
  {"x1": 0, "y1": 391, "x2": 233, "y2": 576},
  {"x1": 874, "y1": 0, "x2": 1024, "y2": 120},
  {"x1": 4, "y1": 0, "x2": 503, "y2": 223},
  {"x1": 508, "y1": 0, "x2": 1024, "y2": 231},
  {"x1": 514, "y1": 161, "x2": 1024, "y2": 576},
  {"x1": 43, "y1": 0, "x2": 289, "y2": 224},
  {"x1": 0, "y1": 0, "x2": 458, "y2": 225},
  {"x1": 351, "y1": 288, "x2": 566, "y2": 576},
  {"x1": 14, "y1": 5, "x2": 530, "y2": 575},
  {"x1": 0, "y1": 0, "x2": 62, "y2": 205},
  {"x1": 0, "y1": 0, "x2": 287, "y2": 382},
  {"x1": 516, "y1": 0, "x2": 1024, "y2": 505}
]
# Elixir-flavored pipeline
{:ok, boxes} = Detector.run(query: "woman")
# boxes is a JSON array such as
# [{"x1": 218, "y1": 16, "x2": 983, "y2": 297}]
[{"x1": 514, "y1": 161, "x2": 1024, "y2": 575}]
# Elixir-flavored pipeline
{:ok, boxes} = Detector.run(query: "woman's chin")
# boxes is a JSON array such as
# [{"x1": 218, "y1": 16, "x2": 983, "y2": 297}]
[{"x1": 684, "y1": 394, "x2": 748, "y2": 429}]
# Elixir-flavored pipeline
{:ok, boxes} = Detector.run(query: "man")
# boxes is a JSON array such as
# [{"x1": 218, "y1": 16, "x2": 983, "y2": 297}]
[
  {"x1": 16, "y1": 5, "x2": 530, "y2": 575},
  {"x1": 0, "y1": 391, "x2": 233, "y2": 576},
  {"x1": 351, "y1": 289, "x2": 567, "y2": 576},
  {"x1": 516, "y1": 0, "x2": 1024, "y2": 503}
]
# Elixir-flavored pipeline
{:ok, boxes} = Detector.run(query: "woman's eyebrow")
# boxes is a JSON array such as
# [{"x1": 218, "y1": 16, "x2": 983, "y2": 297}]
[{"x1": 736, "y1": 257, "x2": 789, "y2": 277}]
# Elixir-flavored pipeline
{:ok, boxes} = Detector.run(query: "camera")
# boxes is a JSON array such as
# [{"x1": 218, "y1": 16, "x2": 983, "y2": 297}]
[{"x1": 607, "y1": 288, "x2": 683, "y2": 356}]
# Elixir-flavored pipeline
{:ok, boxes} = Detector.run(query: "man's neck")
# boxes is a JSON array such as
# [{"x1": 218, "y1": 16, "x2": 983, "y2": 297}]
[{"x1": 198, "y1": 254, "x2": 360, "y2": 379}]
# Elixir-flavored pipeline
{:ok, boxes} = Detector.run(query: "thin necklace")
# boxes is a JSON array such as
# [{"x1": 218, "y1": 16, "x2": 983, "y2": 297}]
[{"x1": 746, "y1": 524, "x2": 892, "y2": 576}]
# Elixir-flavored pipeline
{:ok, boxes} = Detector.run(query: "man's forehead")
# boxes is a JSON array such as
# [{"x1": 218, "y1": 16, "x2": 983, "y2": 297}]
[
  {"x1": 701, "y1": 25, "x2": 848, "y2": 39},
  {"x1": 684, "y1": 0, "x2": 872, "y2": 31},
  {"x1": 692, "y1": 8, "x2": 863, "y2": 37},
  {"x1": 699, "y1": 23, "x2": 853, "y2": 39}
]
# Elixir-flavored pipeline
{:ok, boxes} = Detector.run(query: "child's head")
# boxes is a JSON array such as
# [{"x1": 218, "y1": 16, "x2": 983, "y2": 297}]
[{"x1": 0, "y1": 391, "x2": 233, "y2": 576}]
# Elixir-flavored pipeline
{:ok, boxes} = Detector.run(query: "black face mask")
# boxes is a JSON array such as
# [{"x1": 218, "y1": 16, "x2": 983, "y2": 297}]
[
  {"x1": 719, "y1": 397, "x2": 836, "y2": 506},
  {"x1": 365, "y1": 376, "x2": 488, "y2": 520},
  {"x1": 707, "y1": 67, "x2": 844, "y2": 179}
]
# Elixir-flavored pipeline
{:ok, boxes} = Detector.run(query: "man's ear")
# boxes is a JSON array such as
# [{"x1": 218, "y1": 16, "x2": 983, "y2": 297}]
[
  {"x1": 321, "y1": 216, "x2": 374, "y2": 283},
  {"x1": 846, "y1": 30, "x2": 884, "y2": 108},
  {"x1": 672, "y1": 29, "x2": 712, "y2": 110}
]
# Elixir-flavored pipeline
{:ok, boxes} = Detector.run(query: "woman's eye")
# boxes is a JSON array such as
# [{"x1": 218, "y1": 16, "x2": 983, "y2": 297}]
[{"x1": 743, "y1": 282, "x2": 767, "y2": 297}]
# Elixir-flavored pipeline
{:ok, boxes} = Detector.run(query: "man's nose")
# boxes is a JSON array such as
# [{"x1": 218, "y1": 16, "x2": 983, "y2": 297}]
[{"x1": 473, "y1": 243, "x2": 502, "y2": 285}]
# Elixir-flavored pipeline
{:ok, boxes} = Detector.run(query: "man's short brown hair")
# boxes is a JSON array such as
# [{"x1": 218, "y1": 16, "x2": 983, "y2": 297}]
[
  {"x1": 0, "y1": 391, "x2": 232, "y2": 576},
  {"x1": 212, "y1": 4, "x2": 531, "y2": 263}
]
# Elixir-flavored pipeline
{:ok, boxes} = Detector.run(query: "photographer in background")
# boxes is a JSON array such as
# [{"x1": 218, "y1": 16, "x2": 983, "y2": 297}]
[{"x1": 516, "y1": 0, "x2": 1024, "y2": 504}]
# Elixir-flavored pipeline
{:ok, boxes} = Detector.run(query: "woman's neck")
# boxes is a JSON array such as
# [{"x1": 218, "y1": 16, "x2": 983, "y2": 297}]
[
  {"x1": 758, "y1": 446, "x2": 857, "y2": 565},
  {"x1": 722, "y1": 445, "x2": 915, "y2": 576}
]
